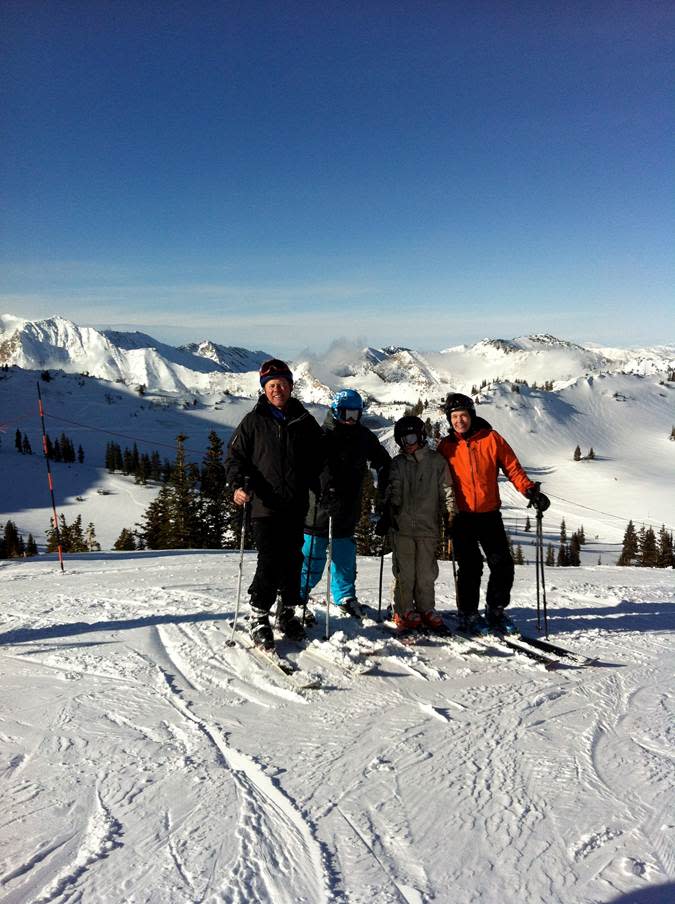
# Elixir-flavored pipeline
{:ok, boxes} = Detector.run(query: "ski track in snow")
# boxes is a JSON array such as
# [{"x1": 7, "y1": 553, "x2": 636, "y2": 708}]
[{"x1": 0, "y1": 556, "x2": 674, "y2": 902}]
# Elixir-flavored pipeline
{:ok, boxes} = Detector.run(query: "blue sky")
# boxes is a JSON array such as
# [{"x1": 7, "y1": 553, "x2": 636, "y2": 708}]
[{"x1": 1, "y1": 1, "x2": 673, "y2": 354}]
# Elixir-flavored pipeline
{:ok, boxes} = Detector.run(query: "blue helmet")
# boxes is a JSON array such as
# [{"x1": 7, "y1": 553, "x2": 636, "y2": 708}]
[{"x1": 331, "y1": 389, "x2": 364, "y2": 422}]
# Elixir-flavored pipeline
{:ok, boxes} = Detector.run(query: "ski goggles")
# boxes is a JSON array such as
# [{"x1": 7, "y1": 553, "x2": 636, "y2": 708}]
[
  {"x1": 403, "y1": 432, "x2": 419, "y2": 445},
  {"x1": 338, "y1": 408, "x2": 361, "y2": 422}
]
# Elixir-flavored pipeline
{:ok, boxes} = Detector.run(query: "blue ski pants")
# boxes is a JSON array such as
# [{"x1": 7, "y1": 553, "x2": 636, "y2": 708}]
[{"x1": 300, "y1": 534, "x2": 357, "y2": 605}]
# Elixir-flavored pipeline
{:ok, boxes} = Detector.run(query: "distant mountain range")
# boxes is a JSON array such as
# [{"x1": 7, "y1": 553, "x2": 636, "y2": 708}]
[{"x1": 1, "y1": 314, "x2": 673, "y2": 405}]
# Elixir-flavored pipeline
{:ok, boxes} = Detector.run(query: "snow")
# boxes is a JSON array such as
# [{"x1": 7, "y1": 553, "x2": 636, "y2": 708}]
[
  {"x1": 1, "y1": 552, "x2": 673, "y2": 903},
  {"x1": 2, "y1": 315, "x2": 675, "y2": 900}
]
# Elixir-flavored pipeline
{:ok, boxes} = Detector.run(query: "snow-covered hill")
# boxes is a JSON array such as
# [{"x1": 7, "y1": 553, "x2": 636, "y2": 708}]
[{"x1": 1, "y1": 313, "x2": 674, "y2": 552}]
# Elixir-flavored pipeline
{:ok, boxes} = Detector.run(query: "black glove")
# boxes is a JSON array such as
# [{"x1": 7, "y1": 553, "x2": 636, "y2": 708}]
[
  {"x1": 320, "y1": 487, "x2": 341, "y2": 517},
  {"x1": 526, "y1": 482, "x2": 551, "y2": 512},
  {"x1": 374, "y1": 511, "x2": 391, "y2": 536}
]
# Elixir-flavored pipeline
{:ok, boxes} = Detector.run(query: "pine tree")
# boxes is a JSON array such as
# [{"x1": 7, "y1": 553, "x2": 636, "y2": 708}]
[
  {"x1": 638, "y1": 526, "x2": 658, "y2": 567},
  {"x1": 3, "y1": 520, "x2": 22, "y2": 557},
  {"x1": 114, "y1": 528, "x2": 137, "y2": 551},
  {"x1": 25, "y1": 533, "x2": 38, "y2": 556},
  {"x1": 568, "y1": 532, "x2": 581, "y2": 566},
  {"x1": 545, "y1": 544, "x2": 555, "y2": 566},
  {"x1": 577, "y1": 525, "x2": 586, "y2": 544},
  {"x1": 588, "y1": 447, "x2": 595, "y2": 460},
  {"x1": 53, "y1": 438, "x2": 62, "y2": 462},
  {"x1": 139, "y1": 484, "x2": 174, "y2": 549},
  {"x1": 15, "y1": 428, "x2": 22, "y2": 453},
  {"x1": 513, "y1": 544, "x2": 524, "y2": 565},
  {"x1": 77, "y1": 445, "x2": 84, "y2": 464},
  {"x1": 199, "y1": 431, "x2": 228, "y2": 548},
  {"x1": 85, "y1": 522, "x2": 101, "y2": 552},
  {"x1": 69, "y1": 515, "x2": 88, "y2": 552},
  {"x1": 524, "y1": 516, "x2": 531, "y2": 532},
  {"x1": 170, "y1": 435, "x2": 201, "y2": 548},
  {"x1": 559, "y1": 519, "x2": 567, "y2": 546},
  {"x1": 617, "y1": 520, "x2": 639, "y2": 566},
  {"x1": 22, "y1": 434, "x2": 32, "y2": 454},
  {"x1": 557, "y1": 544, "x2": 569, "y2": 567},
  {"x1": 573, "y1": 445, "x2": 581, "y2": 461},
  {"x1": 656, "y1": 526, "x2": 674, "y2": 568}
]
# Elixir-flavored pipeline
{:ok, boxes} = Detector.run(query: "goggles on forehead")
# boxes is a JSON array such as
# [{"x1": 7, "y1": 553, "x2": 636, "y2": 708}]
[{"x1": 338, "y1": 408, "x2": 361, "y2": 422}]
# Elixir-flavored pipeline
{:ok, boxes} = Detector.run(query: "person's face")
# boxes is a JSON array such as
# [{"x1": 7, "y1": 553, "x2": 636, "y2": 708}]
[
  {"x1": 450, "y1": 410, "x2": 471, "y2": 434},
  {"x1": 402, "y1": 432, "x2": 420, "y2": 453},
  {"x1": 264, "y1": 378, "x2": 292, "y2": 409}
]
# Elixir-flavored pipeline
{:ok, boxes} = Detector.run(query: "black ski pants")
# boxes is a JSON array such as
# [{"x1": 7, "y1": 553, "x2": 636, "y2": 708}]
[
  {"x1": 451, "y1": 510, "x2": 514, "y2": 615},
  {"x1": 248, "y1": 514, "x2": 305, "y2": 612}
]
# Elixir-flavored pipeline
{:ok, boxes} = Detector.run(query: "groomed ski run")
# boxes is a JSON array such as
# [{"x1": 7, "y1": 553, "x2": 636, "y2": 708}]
[{"x1": 1, "y1": 550, "x2": 674, "y2": 904}]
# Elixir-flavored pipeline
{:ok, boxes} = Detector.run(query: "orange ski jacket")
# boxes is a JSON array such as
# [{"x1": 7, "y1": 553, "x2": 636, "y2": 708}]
[{"x1": 437, "y1": 417, "x2": 534, "y2": 514}]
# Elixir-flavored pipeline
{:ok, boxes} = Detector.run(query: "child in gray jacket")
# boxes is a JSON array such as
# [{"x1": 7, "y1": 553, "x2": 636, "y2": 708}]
[{"x1": 385, "y1": 416, "x2": 456, "y2": 631}]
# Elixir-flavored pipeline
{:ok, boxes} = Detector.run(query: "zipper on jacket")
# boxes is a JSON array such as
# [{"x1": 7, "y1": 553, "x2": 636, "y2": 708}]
[{"x1": 466, "y1": 437, "x2": 478, "y2": 511}]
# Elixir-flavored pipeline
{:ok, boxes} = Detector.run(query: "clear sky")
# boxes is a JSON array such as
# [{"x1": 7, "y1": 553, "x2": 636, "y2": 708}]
[{"x1": 1, "y1": 1, "x2": 673, "y2": 355}]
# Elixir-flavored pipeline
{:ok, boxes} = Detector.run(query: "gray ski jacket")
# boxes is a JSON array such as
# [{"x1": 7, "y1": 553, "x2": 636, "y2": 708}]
[{"x1": 387, "y1": 444, "x2": 456, "y2": 538}]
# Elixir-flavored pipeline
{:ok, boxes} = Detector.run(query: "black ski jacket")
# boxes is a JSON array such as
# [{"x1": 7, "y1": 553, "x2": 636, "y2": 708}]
[
  {"x1": 225, "y1": 396, "x2": 324, "y2": 519},
  {"x1": 305, "y1": 413, "x2": 391, "y2": 539}
]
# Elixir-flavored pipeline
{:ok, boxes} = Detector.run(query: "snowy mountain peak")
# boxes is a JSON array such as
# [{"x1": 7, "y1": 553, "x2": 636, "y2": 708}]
[{"x1": 179, "y1": 340, "x2": 271, "y2": 373}]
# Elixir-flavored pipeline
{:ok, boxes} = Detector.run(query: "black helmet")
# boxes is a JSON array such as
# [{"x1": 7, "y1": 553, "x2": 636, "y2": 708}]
[
  {"x1": 394, "y1": 415, "x2": 427, "y2": 448},
  {"x1": 444, "y1": 392, "x2": 475, "y2": 421}
]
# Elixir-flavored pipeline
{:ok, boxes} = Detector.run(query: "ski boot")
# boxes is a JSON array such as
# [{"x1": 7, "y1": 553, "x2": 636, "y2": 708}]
[
  {"x1": 393, "y1": 609, "x2": 422, "y2": 632},
  {"x1": 339, "y1": 597, "x2": 364, "y2": 619},
  {"x1": 420, "y1": 608, "x2": 449, "y2": 633},
  {"x1": 277, "y1": 606, "x2": 306, "y2": 642},
  {"x1": 456, "y1": 611, "x2": 489, "y2": 636},
  {"x1": 485, "y1": 606, "x2": 518, "y2": 635},
  {"x1": 249, "y1": 608, "x2": 275, "y2": 651},
  {"x1": 298, "y1": 603, "x2": 317, "y2": 627}
]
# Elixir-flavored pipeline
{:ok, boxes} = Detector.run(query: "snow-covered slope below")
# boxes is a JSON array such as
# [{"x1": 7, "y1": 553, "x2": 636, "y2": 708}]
[{"x1": 1, "y1": 552, "x2": 673, "y2": 903}]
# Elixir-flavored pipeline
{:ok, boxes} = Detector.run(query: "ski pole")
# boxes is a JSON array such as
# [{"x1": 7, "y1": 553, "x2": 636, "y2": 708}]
[
  {"x1": 324, "y1": 515, "x2": 333, "y2": 640},
  {"x1": 377, "y1": 539, "x2": 386, "y2": 622},
  {"x1": 37, "y1": 382, "x2": 65, "y2": 572},
  {"x1": 536, "y1": 507, "x2": 549, "y2": 638},
  {"x1": 301, "y1": 500, "x2": 318, "y2": 627},
  {"x1": 228, "y1": 477, "x2": 250, "y2": 645}
]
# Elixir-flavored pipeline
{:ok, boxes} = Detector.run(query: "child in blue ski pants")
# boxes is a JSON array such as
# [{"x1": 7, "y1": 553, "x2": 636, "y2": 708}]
[{"x1": 300, "y1": 534, "x2": 356, "y2": 606}]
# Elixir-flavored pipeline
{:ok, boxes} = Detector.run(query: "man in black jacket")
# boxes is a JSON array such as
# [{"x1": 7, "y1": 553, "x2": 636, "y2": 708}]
[
  {"x1": 225, "y1": 359, "x2": 323, "y2": 650},
  {"x1": 301, "y1": 389, "x2": 390, "y2": 619}
]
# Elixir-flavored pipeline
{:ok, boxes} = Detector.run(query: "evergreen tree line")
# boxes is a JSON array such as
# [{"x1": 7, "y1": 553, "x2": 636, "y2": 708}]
[
  {"x1": 116, "y1": 432, "x2": 248, "y2": 551},
  {"x1": 38, "y1": 431, "x2": 84, "y2": 463},
  {"x1": 617, "y1": 521, "x2": 674, "y2": 568},
  {"x1": 14, "y1": 430, "x2": 33, "y2": 455},
  {"x1": 555, "y1": 519, "x2": 585, "y2": 566},
  {"x1": 46, "y1": 514, "x2": 100, "y2": 553},
  {"x1": 1, "y1": 521, "x2": 38, "y2": 558},
  {"x1": 469, "y1": 378, "x2": 556, "y2": 395},
  {"x1": 105, "y1": 441, "x2": 167, "y2": 484}
]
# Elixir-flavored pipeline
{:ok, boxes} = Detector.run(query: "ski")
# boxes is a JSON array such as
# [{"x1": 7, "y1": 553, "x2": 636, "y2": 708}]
[
  {"x1": 227, "y1": 629, "x2": 322, "y2": 690},
  {"x1": 450, "y1": 625, "x2": 569, "y2": 668},
  {"x1": 507, "y1": 632, "x2": 599, "y2": 666}
]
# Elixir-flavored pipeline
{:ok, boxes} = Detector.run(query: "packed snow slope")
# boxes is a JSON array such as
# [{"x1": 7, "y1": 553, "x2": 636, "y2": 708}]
[
  {"x1": 0, "y1": 551, "x2": 673, "y2": 903},
  {"x1": 1, "y1": 359, "x2": 674, "y2": 551}
]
